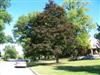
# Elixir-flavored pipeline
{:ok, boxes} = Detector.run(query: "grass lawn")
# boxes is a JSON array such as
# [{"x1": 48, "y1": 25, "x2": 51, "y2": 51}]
[
  {"x1": 31, "y1": 59, "x2": 100, "y2": 75},
  {"x1": 0, "y1": 59, "x2": 4, "y2": 62}
]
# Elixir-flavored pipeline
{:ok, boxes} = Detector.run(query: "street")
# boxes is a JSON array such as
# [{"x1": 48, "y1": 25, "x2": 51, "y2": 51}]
[{"x1": 0, "y1": 62, "x2": 35, "y2": 75}]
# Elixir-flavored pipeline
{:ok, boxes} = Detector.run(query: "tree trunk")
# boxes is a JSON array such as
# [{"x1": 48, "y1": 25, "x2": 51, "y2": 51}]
[
  {"x1": 55, "y1": 55, "x2": 59, "y2": 63},
  {"x1": 38, "y1": 55, "x2": 41, "y2": 60},
  {"x1": 90, "y1": 49, "x2": 93, "y2": 55},
  {"x1": 44, "y1": 55, "x2": 46, "y2": 60}
]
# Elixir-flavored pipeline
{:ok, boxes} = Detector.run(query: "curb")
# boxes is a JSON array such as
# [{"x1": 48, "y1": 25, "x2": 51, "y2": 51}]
[{"x1": 29, "y1": 67, "x2": 40, "y2": 75}]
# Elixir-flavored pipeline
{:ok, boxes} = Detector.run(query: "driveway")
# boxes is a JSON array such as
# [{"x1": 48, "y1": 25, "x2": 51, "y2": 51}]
[{"x1": 0, "y1": 62, "x2": 36, "y2": 75}]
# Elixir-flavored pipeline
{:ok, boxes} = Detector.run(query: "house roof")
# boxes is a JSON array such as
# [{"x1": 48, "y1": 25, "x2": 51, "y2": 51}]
[{"x1": 90, "y1": 37, "x2": 99, "y2": 48}]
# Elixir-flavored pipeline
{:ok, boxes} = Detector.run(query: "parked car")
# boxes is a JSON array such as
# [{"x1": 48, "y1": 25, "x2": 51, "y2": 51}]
[
  {"x1": 14, "y1": 59, "x2": 27, "y2": 68},
  {"x1": 7, "y1": 59, "x2": 16, "y2": 62},
  {"x1": 77, "y1": 55, "x2": 100, "y2": 60}
]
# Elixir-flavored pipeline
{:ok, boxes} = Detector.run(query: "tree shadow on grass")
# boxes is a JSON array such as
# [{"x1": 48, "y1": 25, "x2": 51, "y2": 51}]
[
  {"x1": 55, "y1": 65, "x2": 100, "y2": 75},
  {"x1": 27, "y1": 62, "x2": 58, "y2": 67}
]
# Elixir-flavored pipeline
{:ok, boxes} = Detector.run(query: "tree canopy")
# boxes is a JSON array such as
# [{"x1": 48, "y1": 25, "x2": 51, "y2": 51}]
[
  {"x1": 4, "y1": 45, "x2": 18, "y2": 60},
  {"x1": 13, "y1": 0, "x2": 96, "y2": 62},
  {"x1": 13, "y1": 0, "x2": 77, "y2": 63},
  {"x1": 95, "y1": 24, "x2": 100, "y2": 47},
  {"x1": 63, "y1": 0, "x2": 95, "y2": 56},
  {"x1": 0, "y1": 0, "x2": 12, "y2": 43},
  {"x1": 0, "y1": 0, "x2": 11, "y2": 10}
]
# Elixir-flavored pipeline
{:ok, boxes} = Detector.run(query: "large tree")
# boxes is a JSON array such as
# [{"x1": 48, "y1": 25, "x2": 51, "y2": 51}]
[
  {"x1": 13, "y1": 0, "x2": 77, "y2": 63},
  {"x1": 63, "y1": 0, "x2": 95, "y2": 57},
  {"x1": 0, "y1": 0, "x2": 12, "y2": 43}
]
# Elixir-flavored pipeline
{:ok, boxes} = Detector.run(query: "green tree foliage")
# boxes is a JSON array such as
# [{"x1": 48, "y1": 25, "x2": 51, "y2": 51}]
[
  {"x1": 5, "y1": 35, "x2": 13, "y2": 43},
  {"x1": 4, "y1": 45, "x2": 18, "y2": 60},
  {"x1": 0, "y1": 32, "x2": 6, "y2": 43},
  {"x1": 0, "y1": 33, "x2": 13, "y2": 43},
  {"x1": 0, "y1": 0, "x2": 11, "y2": 10},
  {"x1": 13, "y1": 12, "x2": 38, "y2": 60},
  {"x1": 0, "y1": 0, "x2": 12, "y2": 43},
  {"x1": 13, "y1": 0, "x2": 77, "y2": 63},
  {"x1": 95, "y1": 24, "x2": 100, "y2": 39},
  {"x1": 63, "y1": 0, "x2": 95, "y2": 56},
  {"x1": 95, "y1": 24, "x2": 100, "y2": 47}
]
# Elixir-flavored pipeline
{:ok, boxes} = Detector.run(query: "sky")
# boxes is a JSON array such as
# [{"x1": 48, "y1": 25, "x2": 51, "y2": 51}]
[
  {"x1": 1, "y1": 0, "x2": 100, "y2": 54},
  {"x1": 4, "y1": 0, "x2": 100, "y2": 38},
  {"x1": 4, "y1": 0, "x2": 63, "y2": 37}
]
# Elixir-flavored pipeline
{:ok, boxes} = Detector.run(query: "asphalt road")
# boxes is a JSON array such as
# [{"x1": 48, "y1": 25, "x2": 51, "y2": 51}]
[{"x1": 0, "y1": 62, "x2": 36, "y2": 75}]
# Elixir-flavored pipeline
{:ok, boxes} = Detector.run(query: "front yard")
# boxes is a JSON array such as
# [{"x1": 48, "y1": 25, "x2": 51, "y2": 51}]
[{"x1": 31, "y1": 59, "x2": 100, "y2": 75}]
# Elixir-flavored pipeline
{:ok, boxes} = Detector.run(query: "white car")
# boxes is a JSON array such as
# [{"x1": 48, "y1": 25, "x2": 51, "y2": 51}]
[{"x1": 15, "y1": 59, "x2": 27, "y2": 68}]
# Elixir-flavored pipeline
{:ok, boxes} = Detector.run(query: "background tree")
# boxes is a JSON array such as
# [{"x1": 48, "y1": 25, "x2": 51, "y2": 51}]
[
  {"x1": 13, "y1": 12, "x2": 38, "y2": 60},
  {"x1": 63, "y1": 0, "x2": 95, "y2": 57},
  {"x1": 95, "y1": 24, "x2": 100, "y2": 53},
  {"x1": 4, "y1": 45, "x2": 18, "y2": 60},
  {"x1": 0, "y1": 0, "x2": 12, "y2": 43},
  {"x1": 95, "y1": 24, "x2": 100, "y2": 40},
  {"x1": 5, "y1": 35, "x2": 13, "y2": 43}
]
